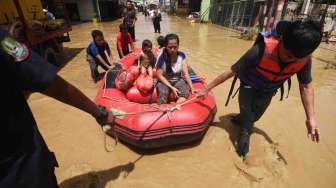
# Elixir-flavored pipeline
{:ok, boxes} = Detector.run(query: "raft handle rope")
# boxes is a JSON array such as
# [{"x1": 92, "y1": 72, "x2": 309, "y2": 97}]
[
  {"x1": 103, "y1": 95, "x2": 198, "y2": 120},
  {"x1": 102, "y1": 125, "x2": 119, "y2": 152},
  {"x1": 101, "y1": 96, "x2": 198, "y2": 152},
  {"x1": 225, "y1": 75, "x2": 238, "y2": 106}
]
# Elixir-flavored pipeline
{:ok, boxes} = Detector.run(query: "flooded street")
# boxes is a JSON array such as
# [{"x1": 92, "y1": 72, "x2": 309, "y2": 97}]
[{"x1": 29, "y1": 13, "x2": 336, "y2": 188}]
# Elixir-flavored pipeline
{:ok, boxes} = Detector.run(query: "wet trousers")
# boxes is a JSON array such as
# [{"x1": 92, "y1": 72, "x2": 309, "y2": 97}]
[
  {"x1": 236, "y1": 85, "x2": 275, "y2": 132},
  {"x1": 153, "y1": 22, "x2": 161, "y2": 33},
  {"x1": 128, "y1": 26, "x2": 135, "y2": 41}
]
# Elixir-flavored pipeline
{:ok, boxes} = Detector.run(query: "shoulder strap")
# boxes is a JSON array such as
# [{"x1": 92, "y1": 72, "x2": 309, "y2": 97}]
[
  {"x1": 279, "y1": 77, "x2": 292, "y2": 101},
  {"x1": 225, "y1": 75, "x2": 238, "y2": 106},
  {"x1": 286, "y1": 77, "x2": 291, "y2": 99},
  {"x1": 280, "y1": 84, "x2": 284, "y2": 101}
]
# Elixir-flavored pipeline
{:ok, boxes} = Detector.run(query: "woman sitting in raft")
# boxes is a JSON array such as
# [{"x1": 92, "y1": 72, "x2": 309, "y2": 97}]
[{"x1": 155, "y1": 34, "x2": 194, "y2": 104}]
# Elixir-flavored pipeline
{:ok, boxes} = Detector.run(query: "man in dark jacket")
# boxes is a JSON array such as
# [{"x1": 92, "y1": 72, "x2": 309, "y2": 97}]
[
  {"x1": 123, "y1": 1, "x2": 137, "y2": 41},
  {"x1": 153, "y1": 10, "x2": 162, "y2": 33},
  {"x1": 197, "y1": 20, "x2": 322, "y2": 159},
  {"x1": 0, "y1": 29, "x2": 114, "y2": 188}
]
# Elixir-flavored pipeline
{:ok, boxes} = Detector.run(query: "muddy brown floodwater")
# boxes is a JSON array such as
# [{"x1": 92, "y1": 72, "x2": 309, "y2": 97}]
[{"x1": 28, "y1": 13, "x2": 336, "y2": 188}]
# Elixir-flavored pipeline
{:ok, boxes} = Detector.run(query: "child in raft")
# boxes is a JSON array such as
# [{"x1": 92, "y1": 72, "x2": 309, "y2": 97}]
[
  {"x1": 138, "y1": 39, "x2": 156, "y2": 77},
  {"x1": 156, "y1": 35, "x2": 165, "y2": 58}
]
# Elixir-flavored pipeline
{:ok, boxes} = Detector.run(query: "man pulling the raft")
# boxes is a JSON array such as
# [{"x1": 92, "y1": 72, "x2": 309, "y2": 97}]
[{"x1": 197, "y1": 20, "x2": 322, "y2": 158}]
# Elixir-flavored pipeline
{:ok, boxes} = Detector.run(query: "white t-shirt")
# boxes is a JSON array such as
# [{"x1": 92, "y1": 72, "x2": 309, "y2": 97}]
[
  {"x1": 156, "y1": 51, "x2": 186, "y2": 80},
  {"x1": 149, "y1": 10, "x2": 155, "y2": 18}
]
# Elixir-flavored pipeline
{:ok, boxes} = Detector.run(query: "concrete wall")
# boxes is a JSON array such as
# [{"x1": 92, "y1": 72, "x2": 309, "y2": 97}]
[{"x1": 65, "y1": 0, "x2": 95, "y2": 21}]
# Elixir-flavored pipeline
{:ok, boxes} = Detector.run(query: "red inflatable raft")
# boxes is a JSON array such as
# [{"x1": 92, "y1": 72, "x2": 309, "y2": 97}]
[{"x1": 95, "y1": 49, "x2": 217, "y2": 149}]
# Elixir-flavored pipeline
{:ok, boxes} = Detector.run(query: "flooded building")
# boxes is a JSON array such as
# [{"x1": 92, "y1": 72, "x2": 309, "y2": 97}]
[
  {"x1": 62, "y1": 0, "x2": 124, "y2": 21},
  {"x1": 204, "y1": 0, "x2": 335, "y2": 32},
  {"x1": 206, "y1": 0, "x2": 285, "y2": 31},
  {"x1": 169, "y1": 0, "x2": 202, "y2": 14}
]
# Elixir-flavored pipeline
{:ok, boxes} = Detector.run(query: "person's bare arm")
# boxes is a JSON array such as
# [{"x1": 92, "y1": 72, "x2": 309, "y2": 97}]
[
  {"x1": 157, "y1": 69, "x2": 179, "y2": 97},
  {"x1": 148, "y1": 66, "x2": 153, "y2": 77},
  {"x1": 105, "y1": 50, "x2": 114, "y2": 66},
  {"x1": 95, "y1": 54, "x2": 111, "y2": 70},
  {"x1": 182, "y1": 60, "x2": 193, "y2": 92},
  {"x1": 117, "y1": 48, "x2": 124, "y2": 58},
  {"x1": 197, "y1": 69, "x2": 235, "y2": 97},
  {"x1": 299, "y1": 82, "x2": 320, "y2": 142},
  {"x1": 42, "y1": 76, "x2": 114, "y2": 126},
  {"x1": 157, "y1": 69, "x2": 173, "y2": 88},
  {"x1": 105, "y1": 51, "x2": 113, "y2": 65},
  {"x1": 117, "y1": 38, "x2": 124, "y2": 58},
  {"x1": 197, "y1": 41, "x2": 264, "y2": 97},
  {"x1": 130, "y1": 41, "x2": 135, "y2": 52}
]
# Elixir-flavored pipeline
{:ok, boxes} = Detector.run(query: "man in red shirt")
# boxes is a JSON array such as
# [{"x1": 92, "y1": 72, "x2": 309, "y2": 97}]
[{"x1": 117, "y1": 24, "x2": 135, "y2": 58}]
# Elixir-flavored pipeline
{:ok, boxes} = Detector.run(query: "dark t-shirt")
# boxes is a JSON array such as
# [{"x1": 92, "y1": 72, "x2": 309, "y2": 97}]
[
  {"x1": 123, "y1": 9, "x2": 136, "y2": 26},
  {"x1": 153, "y1": 13, "x2": 161, "y2": 24},
  {"x1": 0, "y1": 38, "x2": 57, "y2": 163},
  {"x1": 231, "y1": 35, "x2": 312, "y2": 85}
]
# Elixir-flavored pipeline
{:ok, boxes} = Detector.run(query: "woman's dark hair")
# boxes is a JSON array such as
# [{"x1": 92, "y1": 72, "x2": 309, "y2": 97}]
[
  {"x1": 91, "y1": 30, "x2": 103, "y2": 40},
  {"x1": 119, "y1": 23, "x2": 128, "y2": 32},
  {"x1": 164, "y1": 33, "x2": 179, "y2": 46},
  {"x1": 162, "y1": 33, "x2": 180, "y2": 74},
  {"x1": 142, "y1": 39, "x2": 153, "y2": 49},
  {"x1": 282, "y1": 20, "x2": 322, "y2": 58},
  {"x1": 157, "y1": 35, "x2": 165, "y2": 47}
]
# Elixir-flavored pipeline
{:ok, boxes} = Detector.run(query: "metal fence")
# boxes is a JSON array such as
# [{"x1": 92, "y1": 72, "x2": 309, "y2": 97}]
[{"x1": 209, "y1": 0, "x2": 255, "y2": 29}]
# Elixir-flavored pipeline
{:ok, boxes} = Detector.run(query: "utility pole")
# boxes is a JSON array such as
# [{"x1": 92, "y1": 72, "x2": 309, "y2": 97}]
[
  {"x1": 95, "y1": 0, "x2": 102, "y2": 21},
  {"x1": 320, "y1": 1, "x2": 330, "y2": 31},
  {"x1": 265, "y1": 0, "x2": 276, "y2": 31},
  {"x1": 301, "y1": 0, "x2": 311, "y2": 16},
  {"x1": 272, "y1": 0, "x2": 285, "y2": 27}
]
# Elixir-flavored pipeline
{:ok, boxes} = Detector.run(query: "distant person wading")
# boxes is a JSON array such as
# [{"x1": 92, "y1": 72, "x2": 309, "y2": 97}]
[
  {"x1": 153, "y1": 9, "x2": 162, "y2": 33},
  {"x1": 123, "y1": 1, "x2": 137, "y2": 41}
]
